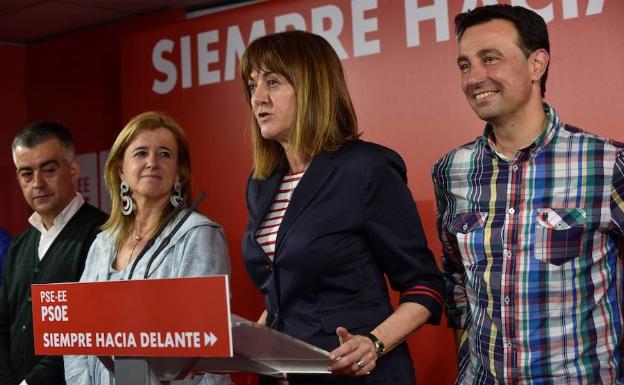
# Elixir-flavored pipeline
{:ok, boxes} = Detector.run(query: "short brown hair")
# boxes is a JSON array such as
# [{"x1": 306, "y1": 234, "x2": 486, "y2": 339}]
[
  {"x1": 240, "y1": 30, "x2": 359, "y2": 179},
  {"x1": 102, "y1": 111, "x2": 192, "y2": 249}
]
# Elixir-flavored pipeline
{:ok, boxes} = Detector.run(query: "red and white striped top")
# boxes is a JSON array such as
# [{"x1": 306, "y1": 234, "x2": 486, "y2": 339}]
[{"x1": 255, "y1": 170, "x2": 305, "y2": 260}]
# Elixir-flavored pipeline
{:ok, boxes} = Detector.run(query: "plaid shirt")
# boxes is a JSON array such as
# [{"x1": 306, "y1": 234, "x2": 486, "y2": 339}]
[{"x1": 433, "y1": 104, "x2": 624, "y2": 385}]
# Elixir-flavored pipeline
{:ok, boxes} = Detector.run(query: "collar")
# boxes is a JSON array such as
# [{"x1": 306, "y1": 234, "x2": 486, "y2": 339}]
[
  {"x1": 28, "y1": 193, "x2": 85, "y2": 234},
  {"x1": 480, "y1": 103, "x2": 561, "y2": 161}
]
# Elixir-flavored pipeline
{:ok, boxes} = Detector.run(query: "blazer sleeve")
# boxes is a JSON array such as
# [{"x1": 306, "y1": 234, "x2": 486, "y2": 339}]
[
  {"x1": 432, "y1": 160, "x2": 468, "y2": 329},
  {"x1": 611, "y1": 149, "x2": 624, "y2": 234},
  {"x1": 362, "y1": 149, "x2": 445, "y2": 324}
]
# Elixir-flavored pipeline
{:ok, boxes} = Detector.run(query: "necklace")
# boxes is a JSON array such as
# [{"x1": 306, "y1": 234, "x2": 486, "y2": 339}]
[
  {"x1": 128, "y1": 241, "x2": 139, "y2": 265},
  {"x1": 129, "y1": 228, "x2": 145, "y2": 261},
  {"x1": 121, "y1": 231, "x2": 144, "y2": 271}
]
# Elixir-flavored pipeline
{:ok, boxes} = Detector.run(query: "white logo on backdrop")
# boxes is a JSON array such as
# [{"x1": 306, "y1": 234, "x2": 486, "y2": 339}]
[{"x1": 75, "y1": 152, "x2": 111, "y2": 214}]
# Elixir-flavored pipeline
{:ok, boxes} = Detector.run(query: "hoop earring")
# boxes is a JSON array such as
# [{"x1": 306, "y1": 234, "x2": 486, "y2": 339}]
[
  {"x1": 170, "y1": 179, "x2": 183, "y2": 207},
  {"x1": 120, "y1": 180, "x2": 134, "y2": 215}
]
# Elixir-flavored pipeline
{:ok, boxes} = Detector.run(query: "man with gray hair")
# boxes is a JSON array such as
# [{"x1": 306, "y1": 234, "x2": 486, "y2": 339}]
[{"x1": 0, "y1": 121, "x2": 107, "y2": 385}]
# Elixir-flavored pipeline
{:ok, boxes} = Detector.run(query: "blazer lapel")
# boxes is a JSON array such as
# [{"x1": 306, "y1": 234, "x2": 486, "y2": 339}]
[{"x1": 275, "y1": 152, "x2": 336, "y2": 251}]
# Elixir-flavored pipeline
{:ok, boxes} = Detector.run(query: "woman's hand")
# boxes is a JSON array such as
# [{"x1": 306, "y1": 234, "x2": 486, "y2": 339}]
[
  {"x1": 326, "y1": 303, "x2": 432, "y2": 376},
  {"x1": 327, "y1": 327, "x2": 377, "y2": 376}
]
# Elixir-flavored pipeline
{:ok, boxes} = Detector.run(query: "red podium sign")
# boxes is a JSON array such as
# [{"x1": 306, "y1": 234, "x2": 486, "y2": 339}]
[{"x1": 31, "y1": 276, "x2": 232, "y2": 357}]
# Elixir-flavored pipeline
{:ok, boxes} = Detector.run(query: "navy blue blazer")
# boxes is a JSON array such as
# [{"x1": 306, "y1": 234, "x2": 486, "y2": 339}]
[{"x1": 242, "y1": 140, "x2": 444, "y2": 384}]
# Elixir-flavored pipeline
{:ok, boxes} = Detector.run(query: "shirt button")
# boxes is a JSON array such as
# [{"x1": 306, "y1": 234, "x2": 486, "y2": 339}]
[
  {"x1": 504, "y1": 296, "x2": 510, "y2": 304},
  {"x1": 508, "y1": 208, "x2": 515, "y2": 215},
  {"x1": 504, "y1": 250, "x2": 512, "y2": 259},
  {"x1": 21, "y1": 325, "x2": 26, "y2": 331},
  {"x1": 266, "y1": 264, "x2": 273, "y2": 272},
  {"x1": 503, "y1": 340, "x2": 512, "y2": 348},
  {"x1": 462, "y1": 223, "x2": 468, "y2": 231},
  {"x1": 512, "y1": 165, "x2": 518, "y2": 172}
]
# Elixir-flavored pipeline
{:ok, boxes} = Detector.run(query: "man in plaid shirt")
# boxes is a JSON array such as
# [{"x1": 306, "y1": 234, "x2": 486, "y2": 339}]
[{"x1": 433, "y1": 4, "x2": 624, "y2": 384}]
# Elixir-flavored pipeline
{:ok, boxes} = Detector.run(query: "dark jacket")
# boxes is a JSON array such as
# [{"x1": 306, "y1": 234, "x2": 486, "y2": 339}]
[
  {"x1": 243, "y1": 140, "x2": 444, "y2": 384},
  {"x1": 0, "y1": 203, "x2": 107, "y2": 385}
]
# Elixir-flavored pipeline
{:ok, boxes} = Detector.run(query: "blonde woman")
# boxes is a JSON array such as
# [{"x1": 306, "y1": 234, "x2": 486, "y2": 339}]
[{"x1": 64, "y1": 112, "x2": 231, "y2": 385}]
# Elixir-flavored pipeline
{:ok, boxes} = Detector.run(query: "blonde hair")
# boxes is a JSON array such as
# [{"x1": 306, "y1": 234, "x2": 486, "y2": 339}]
[
  {"x1": 102, "y1": 111, "x2": 192, "y2": 249},
  {"x1": 240, "y1": 30, "x2": 359, "y2": 179}
]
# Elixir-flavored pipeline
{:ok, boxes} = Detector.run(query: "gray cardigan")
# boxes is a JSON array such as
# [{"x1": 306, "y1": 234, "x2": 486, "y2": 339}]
[{"x1": 64, "y1": 211, "x2": 231, "y2": 385}]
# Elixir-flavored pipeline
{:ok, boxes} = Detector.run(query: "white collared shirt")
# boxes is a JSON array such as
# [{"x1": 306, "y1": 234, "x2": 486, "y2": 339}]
[{"x1": 28, "y1": 193, "x2": 85, "y2": 260}]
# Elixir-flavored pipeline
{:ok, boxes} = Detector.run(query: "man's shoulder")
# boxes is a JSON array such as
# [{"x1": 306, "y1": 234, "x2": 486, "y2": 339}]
[
  {"x1": 57, "y1": 203, "x2": 107, "y2": 245},
  {"x1": 5, "y1": 227, "x2": 37, "y2": 265},
  {"x1": 9, "y1": 226, "x2": 38, "y2": 247},
  {"x1": 432, "y1": 139, "x2": 481, "y2": 174},
  {"x1": 73, "y1": 203, "x2": 108, "y2": 225},
  {"x1": 560, "y1": 124, "x2": 624, "y2": 150}
]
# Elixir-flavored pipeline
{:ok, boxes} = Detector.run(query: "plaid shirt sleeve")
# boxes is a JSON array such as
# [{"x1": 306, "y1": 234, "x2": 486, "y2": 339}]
[
  {"x1": 433, "y1": 161, "x2": 468, "y2": 329},
  {"x1": 611, "y1": 149, "x2": 624, "y2": 234}
]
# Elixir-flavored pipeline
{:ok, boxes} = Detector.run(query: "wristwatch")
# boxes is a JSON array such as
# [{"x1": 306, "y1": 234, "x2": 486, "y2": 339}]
[{"x1": 364, "y1": 332, "x2": 386, "y2": 356}]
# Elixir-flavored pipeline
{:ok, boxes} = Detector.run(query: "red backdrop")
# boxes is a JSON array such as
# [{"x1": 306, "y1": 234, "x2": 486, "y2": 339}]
[
  {"x1": 2, "y1": 0, "x2": 624, "y2": 384},
  {"x1": 0, "y1": 44, "x2": 26, "y2": 234}
]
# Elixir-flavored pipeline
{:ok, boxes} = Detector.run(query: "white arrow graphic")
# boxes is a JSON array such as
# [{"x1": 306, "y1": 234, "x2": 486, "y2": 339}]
[{"x1": 204, "y1": 332, "x2": 218, "y2": 346}]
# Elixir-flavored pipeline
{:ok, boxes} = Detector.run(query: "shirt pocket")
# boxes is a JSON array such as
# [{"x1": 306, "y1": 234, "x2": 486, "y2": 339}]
[
  {"x1": 534, "y1": 208, "x2": 586, "y2": 266},
  {"x1": 451, "y1": 212, "x2": 488, "y2": 267}
]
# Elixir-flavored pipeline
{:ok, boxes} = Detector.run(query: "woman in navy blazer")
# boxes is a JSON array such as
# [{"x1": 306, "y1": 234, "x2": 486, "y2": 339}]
[{"x1": 240, "y1": 31, "x2": 445, "y2": 385}]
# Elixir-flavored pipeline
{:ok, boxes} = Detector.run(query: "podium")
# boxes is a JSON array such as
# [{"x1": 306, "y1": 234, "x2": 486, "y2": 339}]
[{"x1": 31, "y1": 276, "x2": 330, "y2": 385}]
